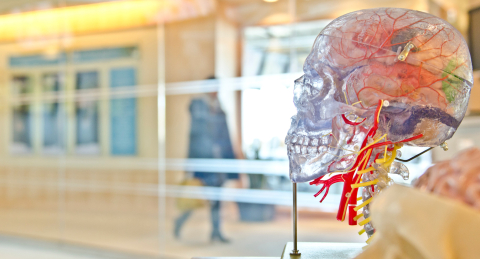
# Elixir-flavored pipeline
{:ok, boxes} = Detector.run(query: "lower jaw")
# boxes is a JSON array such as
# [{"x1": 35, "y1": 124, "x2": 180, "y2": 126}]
[
  {"x1": 289, "y1": 153, "x2": 357, "y2": 182},
  {"x1": 290, "y1": 157, "x2": 333, "y2": 182}
]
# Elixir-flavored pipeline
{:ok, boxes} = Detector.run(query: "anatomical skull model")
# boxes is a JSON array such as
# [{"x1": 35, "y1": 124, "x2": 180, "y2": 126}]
[{"x1": 285, "y1": 8, "x2": 473, "y2": 242}]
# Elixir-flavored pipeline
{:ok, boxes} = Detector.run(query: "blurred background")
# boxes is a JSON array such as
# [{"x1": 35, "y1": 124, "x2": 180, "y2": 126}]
[{"x1": 0, "y1": 0, "x2": 480, "y2": 258}]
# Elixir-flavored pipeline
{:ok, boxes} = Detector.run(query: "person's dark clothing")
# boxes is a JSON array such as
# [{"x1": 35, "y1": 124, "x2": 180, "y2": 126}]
[
  {"x1": 188, "y1": 97, "x2": 238, "y2": 186},
  {"x1": 175, "y1": 96, "x2": 236, "y2": 242}
]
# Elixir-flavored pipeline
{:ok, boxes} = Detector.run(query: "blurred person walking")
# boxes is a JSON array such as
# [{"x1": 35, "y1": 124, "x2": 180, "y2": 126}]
[{"x1": 174, "y1": 79, "x2": 238, "y2": 243}]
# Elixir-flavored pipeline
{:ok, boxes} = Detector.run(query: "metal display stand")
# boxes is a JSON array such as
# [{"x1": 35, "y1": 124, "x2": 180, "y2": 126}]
[{"x1": 290, "y1": 182, "x2": 301, "y2": 256}]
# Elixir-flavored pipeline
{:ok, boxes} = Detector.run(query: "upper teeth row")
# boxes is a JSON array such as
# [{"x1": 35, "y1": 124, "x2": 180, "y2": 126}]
[{"x1": 285, "y1": 134, "x2": 331, "y2": 146}]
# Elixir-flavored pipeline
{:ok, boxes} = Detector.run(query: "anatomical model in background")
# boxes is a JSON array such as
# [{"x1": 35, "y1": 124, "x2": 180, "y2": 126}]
[
  {"x1": 285, "y1": 8, "x2": 473, "y2": 242},
  {"x1": 414, "y1": 147, "x2": 480, "y2": 210}
]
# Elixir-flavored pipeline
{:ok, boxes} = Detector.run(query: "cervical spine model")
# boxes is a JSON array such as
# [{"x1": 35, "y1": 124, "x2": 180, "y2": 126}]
[{"x1": 285, "y1": 8, "x2": 473, "y2": 243}]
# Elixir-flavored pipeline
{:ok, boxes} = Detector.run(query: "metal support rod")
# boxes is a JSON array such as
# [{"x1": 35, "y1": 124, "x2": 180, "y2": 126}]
[{"x1": 290, "y1": 182, "x2": 301, "y2": 255}]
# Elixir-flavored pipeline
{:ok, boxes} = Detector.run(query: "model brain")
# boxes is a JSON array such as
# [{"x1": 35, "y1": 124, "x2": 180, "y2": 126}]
[
  {"x1": 414, "y1": 147, "x2": 480, "y2": 210},
  {"x1": 285, "y1": 8, "x2": 473, "y2": 241}
]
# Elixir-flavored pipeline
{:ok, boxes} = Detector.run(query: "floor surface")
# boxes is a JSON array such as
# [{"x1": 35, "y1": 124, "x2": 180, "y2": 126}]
[{"x1": 0, "y1": 202, "x2": 364, "y2": 259}]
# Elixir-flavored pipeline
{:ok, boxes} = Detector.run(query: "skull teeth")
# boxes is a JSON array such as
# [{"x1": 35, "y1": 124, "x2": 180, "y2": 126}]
[
  {"x1": 318, "y1": 146, "x2": 327, "y2": 153},
  {"x1": 321, "y1": 135, "x2": 332, "y2": 145},
  {"x1": 286, "y1": 134, "x2": 335, "y2": 156},
  {"x1": 291, "y1": 135, "x2": 298, "y2": 144},
  {"x1": 307, "y1": 146, "x2": 317, "y2": 154},
  {"x1": 295, "y1": 145, "x2": 301, "y2": 154},
  {"x1": 301, "y1": 146, "x2": 307, "y2": 154},
  {"x1": 304, "y1": 137, "x2": 310, "y2": 146},
  {"x1": 285, "y1": 135, "x2": 292, "y2": 145},
  {"x1": 285, "y1": 134, "x2": 329, "y2": 147},
  {"x1": 297, "y1": 136, "x2": 305, "y2": 145}
]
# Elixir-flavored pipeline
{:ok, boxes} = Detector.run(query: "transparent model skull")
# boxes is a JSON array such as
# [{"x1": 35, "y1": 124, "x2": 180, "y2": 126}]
[{"x1": 285, "y1": 8, "x2": 473, "y2": 239}]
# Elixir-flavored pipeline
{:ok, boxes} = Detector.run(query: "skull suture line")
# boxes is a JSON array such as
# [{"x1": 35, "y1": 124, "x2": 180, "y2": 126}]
[{"x1": 285, "y1": 8, "x2": 473, "y2": 240}]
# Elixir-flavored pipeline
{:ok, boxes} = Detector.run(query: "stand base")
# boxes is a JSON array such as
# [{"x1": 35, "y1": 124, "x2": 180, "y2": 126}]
[{"x1": 282, "y1": 242, "x2": 363, "y2": 259}]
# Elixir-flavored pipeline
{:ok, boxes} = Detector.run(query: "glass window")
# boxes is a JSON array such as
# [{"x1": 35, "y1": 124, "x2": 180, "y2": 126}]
[
  {"x1": 9, "y1": 53, "x2": 67, "y2": 68},
  {"x1": 11, "y1": 104, "x2": 32, "y2": 154},
  {"x1": 75, "y1": 71, "x2": 100, "y2": 154},
  {"x1": 42, "y1": 73, "x2": 63, "y2": 92},
  {"x1": 42, "y1": 73, "x2": 65, "y2": 154},
  {"x1": 110, "y1": 67, "x2": 137, "y2": 155},
  {"x1": 76, "y1": 71, "x2": 98, "y2": 90},
  {"x1": 11, "y1": 75, "x2": 33, "y2": 154},
  {"x1": 43, "y1": 103, "x2": 66, "y2": 154},
  {"x1": 73, "y1": 46, "x2": 138, "y2": 63},
  {"x1": 11, "y1": 75, "x2": 32, "y2": 95},
  {"x1": 75, "y1": 100, "x2": 99, "y2": 155}
]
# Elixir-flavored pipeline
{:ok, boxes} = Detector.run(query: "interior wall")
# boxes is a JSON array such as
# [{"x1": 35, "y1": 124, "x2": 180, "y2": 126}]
[
  {"x1": 429, "y1": 0, "x2": 470, "y2": 36},
  {"x1": 472, "y1": 0, "x2": 480, "y2": 9},
  {"x1": 164, "y1": 15, "x2": 216, "y2": 163},
  {"x1": 215, "y1": 12, "x2": 243, "y2": 159},
  {"x1": 165, "y1": 15, "x2": 216, "y2": 84},
  {"x1": 164, "y1": 14, "x2": 243, "y2": 161}
]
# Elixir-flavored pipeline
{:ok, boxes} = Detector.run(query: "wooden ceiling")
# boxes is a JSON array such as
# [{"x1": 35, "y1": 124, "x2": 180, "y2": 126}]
[
  {"x1": 218, "y1": 0, "x2": 431, "y2": 27},
  {"x1": 218, "y1": 0, "x2": 468, "y2": 36},
  {"x1": 0, "y1": 0, "x2": 467, "y2": 33}
]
